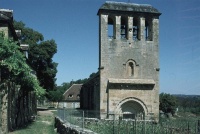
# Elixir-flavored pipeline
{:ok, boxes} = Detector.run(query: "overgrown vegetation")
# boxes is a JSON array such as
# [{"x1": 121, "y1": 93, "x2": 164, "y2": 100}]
[
  {"x1": 86, "y1": 119, "x2": 199, "y2": 134},
  {"x1": 0, "y1": 32, "x2": 45, "y2": 97},
  {"x1": 57, "y1": 109, "x2": 200, "y2": 134}
]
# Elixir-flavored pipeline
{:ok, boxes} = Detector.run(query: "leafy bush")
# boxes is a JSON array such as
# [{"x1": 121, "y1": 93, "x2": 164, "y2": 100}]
[{"x1": 159, "y1": 93, "x2": 177, "y2": 115}]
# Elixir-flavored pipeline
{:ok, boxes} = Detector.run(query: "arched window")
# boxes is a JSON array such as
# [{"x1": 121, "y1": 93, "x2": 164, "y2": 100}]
[
  {"x1": 126, "y1": 59, "x2": 139, "y2": 78},
  {"x1": 126, "y1": 60, "x2": 136, "y2": 77},
  {"x1": 128, "y1": 62, "x2": 134, "y2": 76}
]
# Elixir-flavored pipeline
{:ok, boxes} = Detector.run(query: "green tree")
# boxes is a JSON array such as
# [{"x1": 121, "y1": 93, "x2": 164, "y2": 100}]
[
  {"x1": 13, "y1": 21, "x2": 58, "y2": 93},
  {"x1": 47, "y1": 83, "x2": 70, "y2": 104},
  {"x1": 89, "y1": 72, "x2": 96, "y2": 78},
  {"x1": 48, "y1": 89, "x2": 63, "y2": 104},
  {"x1": 159, "y1": 93, "x2": 177, "y2": 115}
]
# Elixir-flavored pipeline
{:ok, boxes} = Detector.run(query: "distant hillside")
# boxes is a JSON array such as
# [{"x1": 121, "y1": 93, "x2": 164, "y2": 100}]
[
  {"x1": 172, "y1": 94, "x2": 200, "y2": 98},
  {"x1": 172, "y1": 94, "x2": 200, "y2": 114}
]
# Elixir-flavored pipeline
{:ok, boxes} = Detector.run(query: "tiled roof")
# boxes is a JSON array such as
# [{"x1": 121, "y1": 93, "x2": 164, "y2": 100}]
[{"x1": 63, "y1": 84, "x2": 82, "y2": 102}]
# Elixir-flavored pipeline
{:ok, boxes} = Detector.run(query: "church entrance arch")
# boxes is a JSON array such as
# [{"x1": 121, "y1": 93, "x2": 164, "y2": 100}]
[{"x1": 115, "y1": 97, "x2": 147, "y2": 120}]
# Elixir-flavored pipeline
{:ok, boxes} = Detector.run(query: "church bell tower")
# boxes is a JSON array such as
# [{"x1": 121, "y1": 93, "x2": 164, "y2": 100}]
[{"x1": 97, "y1": 1, "x2": 161, "y2": 121}]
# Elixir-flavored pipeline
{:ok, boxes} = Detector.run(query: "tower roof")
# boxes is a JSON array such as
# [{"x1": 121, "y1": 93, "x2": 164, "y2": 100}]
[{"x1": 97, "y1": 1, "x2": 161, "y2": 15}]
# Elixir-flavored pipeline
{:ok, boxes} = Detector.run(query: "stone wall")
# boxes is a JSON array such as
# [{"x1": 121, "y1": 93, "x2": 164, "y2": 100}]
[
  {"x1": 54, "y1": 117, "x2": 96, "y2": 134},
  {"x1": 0, "y1": 82, "x2": 37, "y2": 134}
]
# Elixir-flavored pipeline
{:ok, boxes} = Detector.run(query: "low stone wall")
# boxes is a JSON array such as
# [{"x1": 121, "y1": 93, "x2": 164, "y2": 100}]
[{"x1": 54, "y1": 117, "x2": 96, "y2": 134}]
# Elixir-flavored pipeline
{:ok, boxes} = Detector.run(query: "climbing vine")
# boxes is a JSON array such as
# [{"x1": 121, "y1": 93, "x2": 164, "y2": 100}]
[{"x1": 0, "y1": 32, "x2": 45, "y2": 97}]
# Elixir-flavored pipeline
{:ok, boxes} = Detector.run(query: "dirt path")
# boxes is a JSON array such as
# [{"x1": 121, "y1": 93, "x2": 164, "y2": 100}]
[{"x1": 37, "y1": 110, "x2": 54, "y2": 116}]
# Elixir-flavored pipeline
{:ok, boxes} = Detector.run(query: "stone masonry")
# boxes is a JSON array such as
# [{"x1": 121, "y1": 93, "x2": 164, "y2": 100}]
[{"x1": 81, "y1": 1, "x2": 161, "y2": 121}]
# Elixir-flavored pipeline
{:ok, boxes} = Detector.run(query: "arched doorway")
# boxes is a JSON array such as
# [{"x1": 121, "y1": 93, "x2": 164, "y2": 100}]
[
  {"x1": 121, "y1": 101, "x2": 144, "y2": 119},
  {"x1": 115, "y1": 98, "x2": 147, "y2": 120}
]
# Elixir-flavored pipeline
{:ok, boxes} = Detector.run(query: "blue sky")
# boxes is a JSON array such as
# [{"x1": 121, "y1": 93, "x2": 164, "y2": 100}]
[{"x1": 1, "y1": 0, "x2": 200, "y2": 95}]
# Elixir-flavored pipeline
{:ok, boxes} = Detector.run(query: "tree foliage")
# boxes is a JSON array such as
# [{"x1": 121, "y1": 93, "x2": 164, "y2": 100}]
[
  {"x1": 176, "y1": 95, "x2": 200, "y2": 114},
  {"x1": 48, "y1": 89, "x2": 63, "y2": 103},
  {"x1": 159, "y1": 93, "x2": 177, "y2": 115},
  {"x1": 0, "y1": 32, "x2": 45, "y2": 97},
  {"x1": 13, "y1": 21, "x2": 58, "y2": 93}
]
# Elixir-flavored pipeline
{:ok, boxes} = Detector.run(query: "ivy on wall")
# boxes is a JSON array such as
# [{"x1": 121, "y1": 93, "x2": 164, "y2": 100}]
[{"x1": 0, "y1": 32, "x2": 45, "y2": 97}]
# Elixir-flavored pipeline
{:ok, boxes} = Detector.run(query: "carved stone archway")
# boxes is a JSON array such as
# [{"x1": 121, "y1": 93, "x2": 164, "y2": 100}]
[{"x1": 115, "y1": 97, "x2": 148, "y2": 119}]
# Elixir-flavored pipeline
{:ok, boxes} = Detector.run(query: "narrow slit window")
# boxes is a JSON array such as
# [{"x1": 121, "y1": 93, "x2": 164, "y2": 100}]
[{"x1": 128, "y1": 62, "x2": 134, "y2": 76}]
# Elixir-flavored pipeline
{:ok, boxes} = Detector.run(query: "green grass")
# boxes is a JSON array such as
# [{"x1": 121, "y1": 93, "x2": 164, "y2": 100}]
[{"x1": 9, "y1": 111, "x2": 56, "y2": 134}]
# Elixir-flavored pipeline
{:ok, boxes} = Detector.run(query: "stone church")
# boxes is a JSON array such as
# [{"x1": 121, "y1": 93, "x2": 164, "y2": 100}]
[{"x1": 80, "y1": 1, "x2": 161, "y2": 121}]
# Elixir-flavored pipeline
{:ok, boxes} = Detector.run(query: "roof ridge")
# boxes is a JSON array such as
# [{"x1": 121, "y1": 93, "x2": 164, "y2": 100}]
[
  {"x1": 98, "y1": 1, "x2": 161, "y2": 15},
  {"x1": 72, "y1": 84, "x2": 83, "y2": 85},
  {"x1": 105, "y1": 1, "x2": 151, "y2": 7},
  {"x1": 63, "y1": 84, "x2": 82, "y2": 95},
  {"x1": 0, "y1": 9, "x2": 13, "y2": 12}
]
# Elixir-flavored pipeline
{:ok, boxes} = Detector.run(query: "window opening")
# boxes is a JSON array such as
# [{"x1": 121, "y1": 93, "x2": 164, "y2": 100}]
[
  {"x1": 144, "y1": 20, "x2": 152, "y2": 41},
  {"x1": 145, "y1": 21, "x2": 149, "y2": 41},
  {"x1": 108, "y1": 17, "x2": 114, "y2": 39},
  {"x1": 128, "y1": 62, "x2": 134, "y2": 76},
  {"x1": 133, "y1": 18, "x2": 139, "y2": 40},
  {"x1": 133, "y1": 26, "x2": 138, "y2": 40},
  {"x1": 121, "y1": 17, "x2": 127, "y2": 39},
  {"x1": 68, "y1": 94, "x2": 73, "y2": 98}
]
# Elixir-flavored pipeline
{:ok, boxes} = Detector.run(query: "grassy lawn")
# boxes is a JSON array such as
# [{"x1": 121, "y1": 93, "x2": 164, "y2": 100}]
[{"x1": 9, "y1": 110, "x2": 56, "y2": 134}]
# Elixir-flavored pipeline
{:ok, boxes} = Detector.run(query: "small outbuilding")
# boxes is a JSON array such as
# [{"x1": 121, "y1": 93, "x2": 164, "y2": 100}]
[{"x1": 60, "y1": 84, "x2": 82, "y2": 108}]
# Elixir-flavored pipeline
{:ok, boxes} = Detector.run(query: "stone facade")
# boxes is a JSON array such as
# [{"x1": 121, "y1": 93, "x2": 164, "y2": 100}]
[{"x1": 81, "y1": 1, "x2": 161, "y2": 121}]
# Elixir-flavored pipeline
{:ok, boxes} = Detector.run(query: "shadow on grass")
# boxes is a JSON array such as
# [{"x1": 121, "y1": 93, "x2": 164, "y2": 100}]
[
  {"x1": 9, "y1": 110, "x2": 57, "y2": 134},
  {"x1": 9, "y1": 120, "x2": 35, "y2": 132}
]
